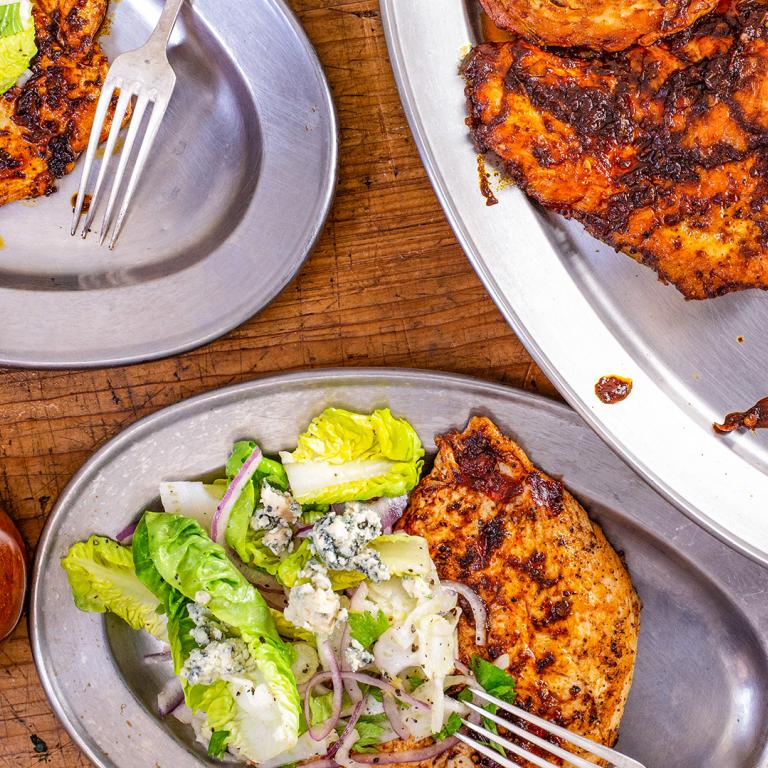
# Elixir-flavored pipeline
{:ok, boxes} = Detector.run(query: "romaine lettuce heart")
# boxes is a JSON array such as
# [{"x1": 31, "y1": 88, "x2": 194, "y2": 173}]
[
  {"x1": 140, "y1": 512, "x2": 302, "y2": 755},
  {"x1": 279, "y1": 408, "x2": 424, "y2": 504},
  {"x1": 61, "y1": 535, "x2": 167, "y2": 641},
  {"x1": 0, "y1": 0, "x2": 35, "y2": 94}
]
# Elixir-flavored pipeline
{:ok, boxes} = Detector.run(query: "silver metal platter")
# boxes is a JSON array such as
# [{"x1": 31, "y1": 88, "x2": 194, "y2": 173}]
[
  {"x1": 380, "y1": 1, "x2": 768, "y2": 566},
  {"x1": 0, "y1": 0, "x2": 337, "y2": 367},
  {"x1": 30, "y1": 368, "x2": 768, "y2": 768}
]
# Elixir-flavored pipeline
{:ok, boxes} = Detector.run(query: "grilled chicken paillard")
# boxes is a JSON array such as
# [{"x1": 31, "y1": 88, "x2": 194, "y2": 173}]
[
  {"x1": 478, "y1": 0, "x2": 718, "y2": 51},
  {"x1": 0, "y1": 0, "x2": 111, "y2": 206},
  {"x1": 398, "y1": 417, "x2": 640, "y2": 764},
  {"x1": 465, "y1": 1, "x2": 768, "y2": 299}
]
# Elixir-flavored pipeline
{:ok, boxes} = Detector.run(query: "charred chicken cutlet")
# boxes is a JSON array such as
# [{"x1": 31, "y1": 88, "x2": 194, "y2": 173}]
[
  {"x1": 392, "y1": 417, "x2": 640, "y2": 768},
  {"x1": 0, "y1": 0, "x2": 112, "y2": 207},
  {"x1": 465, "y1": 0, "x2": 768, "y2": 299}
]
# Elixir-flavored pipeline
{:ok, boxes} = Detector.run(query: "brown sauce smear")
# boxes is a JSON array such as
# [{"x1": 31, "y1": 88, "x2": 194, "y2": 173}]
[
  {"x1": 714, "y1": 396, "x2": 768, "y2": 433},
  {"x1": 477, "y1": 155, "x2": 498, "y2": 206},
  {"x1": 71, "y1": 193, "x2": 92, "y2": 213},
  {"x1": 595, "y1": 375, "x2": 633, "y2": 404}
]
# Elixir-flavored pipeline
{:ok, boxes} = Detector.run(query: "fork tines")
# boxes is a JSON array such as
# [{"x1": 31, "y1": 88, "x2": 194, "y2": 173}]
[
  {"x1": 70, "y1": 72, "x2": 169, "y2": 249},
  {"x1": 453, "y1": 687, "x2": 646, "y2": 768}
]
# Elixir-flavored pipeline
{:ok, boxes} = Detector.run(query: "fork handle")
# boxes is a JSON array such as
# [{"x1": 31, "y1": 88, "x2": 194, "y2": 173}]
[{"x1": 148, "y1": 0, "x2": 186, "y2": 50}]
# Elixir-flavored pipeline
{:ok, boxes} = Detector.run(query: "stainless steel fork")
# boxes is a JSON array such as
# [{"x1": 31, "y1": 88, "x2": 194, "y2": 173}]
[
  {"x1": 452, "y1": 688, "x2": 646, "y2": 768},
  {"x1": 71, "y1": 0, "x2": 185, "y2": 248}
]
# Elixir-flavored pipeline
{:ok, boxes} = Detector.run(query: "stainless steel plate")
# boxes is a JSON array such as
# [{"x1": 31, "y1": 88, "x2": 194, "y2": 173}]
[
  {"x1": 0, "y1": 0, "x2": 337, "y2": 367},
  {"x1": 380, "y1": 1, "x2": 768, "y2": 566},
  {"x1": 30, "y1": 368, "x2": 768, "y2": 768}
]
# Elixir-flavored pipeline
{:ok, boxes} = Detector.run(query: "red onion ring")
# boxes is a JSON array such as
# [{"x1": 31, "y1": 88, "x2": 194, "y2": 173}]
[
  {"x1": 210, "y1": 446, "x2": 263, "y2": 545},
  {"x1": 442, "y1": 581, "x2": 487, "y2": 646},
  {"x1": 305, "y1": 641, "x2": 344, "y2": 741},
  {"x1": 382, "y1": 693, "x2": 410, "y2": 741},
  {"x1": 115, "y1": 520, "x2": 138, "y2": 545},
  {"x1": 351, "y1": 736, "x2": 459, "y2": 764},
  {"x1": 157, "y1": 677, "x2": 184, "y2": 717},
  {"x1": 327, "y1": 698, "x2": 365, "y2": 759},
  {"x1": 309, "y1": 672, "x2": 430, "y2": 712}
]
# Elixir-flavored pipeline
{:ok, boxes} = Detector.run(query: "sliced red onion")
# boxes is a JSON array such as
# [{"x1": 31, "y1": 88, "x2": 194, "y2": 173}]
[
  {"x1": 331, "y1": 503, "x2": 346, "y2": 514},
  {"x1": 210, "y1": 446, "x2": 263, "y2": 545},
  {"x1": 351, "y1": 737, "x2": 459, "y2": 764},
  {"x1": 306, "y1": 641, "x2": 344, "y2": 741},
  {"x1": 310, "y1": 672, "x2": 430, "y2": 712},
  {"x1": 334, "y1": 722, "x2": 368, "y2": 768},
  {"x1": 382, "y1": 693, "x2": 410, "y2": 741},
  {"x1": 296, "y1": 524, "x2": 314, "y2": 538},
  {"x1": 443, "y1": 581, "x2": 487, "y2": 646},
  {"x1": 376, "y1": 495, "x2": 408, "y2": 533},
  {"x1": 115, "y1": 520, "x2": 138, "y2": 545},
  {"x1": 157, "y1": 676, "x2": 184, "y2": 717},
  {"x1": 327, "y1": 698, "x2": 365, "y2": 759}
]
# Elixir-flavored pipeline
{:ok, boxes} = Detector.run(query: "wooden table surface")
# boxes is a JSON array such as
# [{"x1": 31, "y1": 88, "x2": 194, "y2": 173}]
[{"x1": 0, "y1": 1, "x2": 556, "y2": 765}]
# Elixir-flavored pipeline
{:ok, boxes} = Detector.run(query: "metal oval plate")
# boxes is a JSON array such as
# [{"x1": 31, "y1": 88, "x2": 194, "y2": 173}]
[
  {"x1": 30, "y1": 369, "x2": 768, "y2": 767},
  {"x1": 0, "y1": 0, "x2": 337, "y2": 367},
  {"x1": 379, "y1": 1, "x2": 768, "y2": 565}
]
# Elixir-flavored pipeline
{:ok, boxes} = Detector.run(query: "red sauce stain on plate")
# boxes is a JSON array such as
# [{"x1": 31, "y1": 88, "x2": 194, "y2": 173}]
[
  {"x1": 714, "y1": 396, "x2": 768, "y2": 433},
  {"x1": 477, "y1": 155, "x2": 498, "y2": 206},
  {"x1": 595, "y1": 375, "x2": 633, "y2": 404}
]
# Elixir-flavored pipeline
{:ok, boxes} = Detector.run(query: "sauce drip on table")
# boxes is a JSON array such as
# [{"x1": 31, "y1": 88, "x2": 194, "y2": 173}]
[
  {"x1": 714, "y1": 396, "x2": 768, "y2": 433},
  {"x1": 595, "y1": 375, "x2": 633, "y2": 404}
]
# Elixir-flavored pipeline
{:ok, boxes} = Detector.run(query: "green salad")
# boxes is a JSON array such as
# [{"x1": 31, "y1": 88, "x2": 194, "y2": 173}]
[
  {"x1": 0, "y1": 0, "x2": 36, "y2": 94},
  {"x1": 62, "y1": 408, "x2": 516, "y2": 766}
]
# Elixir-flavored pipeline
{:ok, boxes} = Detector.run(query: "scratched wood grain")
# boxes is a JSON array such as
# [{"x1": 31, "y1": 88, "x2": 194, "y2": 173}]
[{"x1": 0, "y1": 1, "x2": 556, "y2": 765}]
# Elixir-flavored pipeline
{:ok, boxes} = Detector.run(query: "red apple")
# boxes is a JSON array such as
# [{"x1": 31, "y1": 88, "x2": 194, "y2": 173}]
[{"x1": 0, "y1": 509, "x2": 26, "y2": 641}]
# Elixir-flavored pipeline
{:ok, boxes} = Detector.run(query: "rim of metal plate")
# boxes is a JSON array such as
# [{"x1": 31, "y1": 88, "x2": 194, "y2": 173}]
[
  {"x1": 0, "y1": 0, "x2": 337, "y2": 368},
  {"x1": 379, "y1": 0, "x2": 768, "y2": 568}
]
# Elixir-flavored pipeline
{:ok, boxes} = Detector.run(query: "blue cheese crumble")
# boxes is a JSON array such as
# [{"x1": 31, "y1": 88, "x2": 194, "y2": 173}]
[
  {"x1": 187, "y1": 602, "x2": 224, "y2": 646},
  {"x1": 182, "y1": 603, "x2": 251, "y2": 686},
  {"x1": 284, "y1": 559, "x2": 345, "y2": 637},
  {"x1": 344, "y1": 639, "x2": 373, "y2": 672},
  {"x1": 311, "y1": 502, "x2": 389, "y2": 582},
  {"x1": 251, "y1": 482, "x2": 302, "y2": 556},
  {"x1": 183, "y1": 638, "x2": 251, "y2": 686}
]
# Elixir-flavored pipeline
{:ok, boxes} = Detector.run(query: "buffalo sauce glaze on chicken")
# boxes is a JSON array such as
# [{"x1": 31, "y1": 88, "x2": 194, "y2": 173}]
[
  {"x1": 393, "y1": 417, "x2": 640, "y2": 768},
  {"x1": 465, "y1": 0, "x2": 768, "y2": 299}
]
